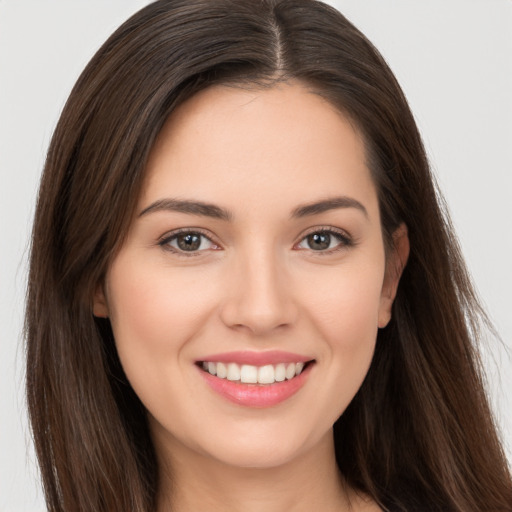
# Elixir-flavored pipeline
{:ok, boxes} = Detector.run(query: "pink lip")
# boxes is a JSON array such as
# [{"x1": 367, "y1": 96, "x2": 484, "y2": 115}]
[
  {"x1": 197, "y1": 361, "x2": 314, "y2": 408},
  {"x1": 197, "y1": 350, "x2": 312, "y2": 366}
]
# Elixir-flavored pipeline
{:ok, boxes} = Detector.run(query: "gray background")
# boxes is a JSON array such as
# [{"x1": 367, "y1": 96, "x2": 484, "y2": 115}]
[{"x1": 1, "y1": 1, "x2": 511, "y2": 510}]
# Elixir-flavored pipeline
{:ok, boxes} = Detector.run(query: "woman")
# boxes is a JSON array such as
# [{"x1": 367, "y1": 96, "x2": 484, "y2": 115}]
[{"x1": 25, "y1": 0, "x2": 512, "y2": 511}]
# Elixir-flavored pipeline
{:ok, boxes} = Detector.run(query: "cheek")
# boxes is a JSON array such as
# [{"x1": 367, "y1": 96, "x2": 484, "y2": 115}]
[
  {"x1": 105, "y1": 255, "x2": 216, "y2": 391},
  {"x1": 302, "y1": 261, "x2": 384, "y2": 395},
  {"x1": 108, "y1": 255, "x2": 212, "y2": 340},
  {"x1": 305, "y1": 261, "x2": 384, "y2": 341}
]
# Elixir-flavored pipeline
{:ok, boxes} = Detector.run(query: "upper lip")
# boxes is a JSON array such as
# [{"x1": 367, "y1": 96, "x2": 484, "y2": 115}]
[{"x1": 197, "y1": 350, "x2": 313, "y2": 366}]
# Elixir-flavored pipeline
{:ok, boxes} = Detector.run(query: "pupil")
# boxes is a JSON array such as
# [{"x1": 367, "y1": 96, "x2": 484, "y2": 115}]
[
  {"x1": 177, "y1": 233, "x2": 201, "y2": 251},
  {"x1": 308, "y1": 232, "x2": 330, "y2": 250}
]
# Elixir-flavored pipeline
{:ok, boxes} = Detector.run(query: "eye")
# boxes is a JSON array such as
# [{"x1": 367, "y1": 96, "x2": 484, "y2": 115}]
[
  {"x1": 159, "y1": 230, "x2": 219, "y2": 254},
  {"x1": 296, "y1": 229, "x2": 352, "y2": 252}
]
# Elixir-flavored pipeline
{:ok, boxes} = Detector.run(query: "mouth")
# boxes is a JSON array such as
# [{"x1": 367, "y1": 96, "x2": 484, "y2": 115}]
[
  {"x1": 195, "y1": 356, "x2": 316, "y2": 407},
  {"x1": 197, "y1": 360, "x2": 314, "y2": 385}
]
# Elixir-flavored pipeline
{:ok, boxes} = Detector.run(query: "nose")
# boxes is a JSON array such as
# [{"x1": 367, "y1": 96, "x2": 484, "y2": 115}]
[{"x1": 219, "y1": 246, "x2": 298, "y2": 336}]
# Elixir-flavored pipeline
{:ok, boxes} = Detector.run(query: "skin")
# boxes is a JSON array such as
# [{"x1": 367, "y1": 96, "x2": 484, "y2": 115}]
[{"x1": 95, "y1": 82, "x2": 408, "y2": 512}]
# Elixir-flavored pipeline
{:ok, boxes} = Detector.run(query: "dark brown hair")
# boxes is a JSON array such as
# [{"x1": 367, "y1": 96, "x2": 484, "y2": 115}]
[{"x1": 25, "y1": 1, "x2": 512, "y2": 511}]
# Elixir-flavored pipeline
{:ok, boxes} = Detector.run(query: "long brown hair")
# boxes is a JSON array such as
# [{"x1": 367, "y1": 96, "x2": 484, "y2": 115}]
[{"x1": 25, "y1": 1, "x2": 512, "y2": 511}]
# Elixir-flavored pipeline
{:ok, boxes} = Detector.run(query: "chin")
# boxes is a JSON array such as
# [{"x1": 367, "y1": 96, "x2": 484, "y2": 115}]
[
  {"x1": 194, "y1": 422, "x2": 330, "y2": 471},
  {"x1": 205, "y1": 443, "x2": 306, "y2": 470}
]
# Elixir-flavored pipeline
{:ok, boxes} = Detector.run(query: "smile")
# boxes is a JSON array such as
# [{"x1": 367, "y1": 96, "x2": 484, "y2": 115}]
[
  {"x1": 196, "y1": 354, "x2": 315, "y2": 407},
  {"x1": 200, "y1": 361, "x2": 307, "y2": 385}
]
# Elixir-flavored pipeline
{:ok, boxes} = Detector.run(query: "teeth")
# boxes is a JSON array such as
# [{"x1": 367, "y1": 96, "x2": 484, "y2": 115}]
[
  {"x1": 258, "y1": 365, "x2": 275, "y2": 384},
  {"x1": 216, "y1": 362, "x2": 227, "y2": 379},
  {"x1": 201, "y1": 361, "x2": 308, "y2": 384},
  {"x1": 240, "y1": 364, "x2": 258, "y2": 383},
  {"x1": 275, "y1": 363, "x2": 286, "y2": 382},
  {"x1": 226, "y1": 363, "x2": 240, "y2": 381},
  {"x1": 207, "y1": 362, "x2": 217, "y2": 376},
  {"x1": 285, "y1": 362, "x2": 296, "y2": 380}
]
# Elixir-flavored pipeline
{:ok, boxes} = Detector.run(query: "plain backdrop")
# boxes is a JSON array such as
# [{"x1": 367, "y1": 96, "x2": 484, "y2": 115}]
[{"x1": 1, "y1": 1, "x2": 511, "y2": 511}]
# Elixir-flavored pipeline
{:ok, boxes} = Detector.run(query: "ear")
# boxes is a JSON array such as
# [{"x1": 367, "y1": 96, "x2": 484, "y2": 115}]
[
  {"x1": 378, "y1": 223, "x2": 409, "y2": 328},
  {"x1": 93, "y1": 282, "x2": 109, "y2": 318}
]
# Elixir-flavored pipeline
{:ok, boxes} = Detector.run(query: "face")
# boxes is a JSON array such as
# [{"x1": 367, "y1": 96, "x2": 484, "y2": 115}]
[{"x1": 95, "y1": 82, "x2": 407, "y2": 470}]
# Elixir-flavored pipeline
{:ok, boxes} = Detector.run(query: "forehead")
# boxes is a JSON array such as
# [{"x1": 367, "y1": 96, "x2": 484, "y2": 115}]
[{"x1": 140, "y1": 82, "x2": 377, "y2": 218}]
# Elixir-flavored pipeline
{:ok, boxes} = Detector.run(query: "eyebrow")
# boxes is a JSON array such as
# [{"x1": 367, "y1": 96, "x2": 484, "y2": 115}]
[
  {"x1": 139, "y1": 198, "x2": 232, "y2": 220},
  {"x1": 290, "y1": 196, "x2": 368, "y2": 219},
  {"x1": 138, "y1": 195, "x2": 367, "y2": 221}
]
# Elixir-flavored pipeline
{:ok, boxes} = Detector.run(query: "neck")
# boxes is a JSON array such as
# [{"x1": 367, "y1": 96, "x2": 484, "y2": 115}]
[{"x1": 154, "y1": 429, "x2": 354, "y2": 512}]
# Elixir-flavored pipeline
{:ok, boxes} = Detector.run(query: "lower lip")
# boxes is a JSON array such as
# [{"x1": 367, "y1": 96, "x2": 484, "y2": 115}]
[{"x1": 198, "y1": 363, "x2": 313, "y2": 408}]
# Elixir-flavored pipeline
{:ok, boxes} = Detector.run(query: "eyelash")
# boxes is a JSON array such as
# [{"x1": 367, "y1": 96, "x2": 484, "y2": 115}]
[
  {"x1": 296, "y1": 227, "x2": 354, "y2": 255},
  {"x1": 158, "y1": 227, "x2": 354, "y2": 257},
  {"x1": 158, "y1": 228, "x2": 219, "y2": 257}
]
